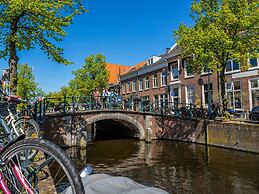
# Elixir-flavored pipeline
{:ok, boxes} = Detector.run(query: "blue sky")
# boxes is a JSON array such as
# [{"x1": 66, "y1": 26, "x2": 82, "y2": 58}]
[{"x1": 0, "y1": 0, "x2": 194, "y2": 93}]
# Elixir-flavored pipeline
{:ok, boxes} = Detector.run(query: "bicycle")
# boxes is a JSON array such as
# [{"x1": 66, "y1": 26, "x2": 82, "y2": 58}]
[
  {"x1": 3, "y1": 96, "x2": 40, "y2": 139},
  {"x1": 0, "y1": 95, "x2": 85, "y2": 193}
]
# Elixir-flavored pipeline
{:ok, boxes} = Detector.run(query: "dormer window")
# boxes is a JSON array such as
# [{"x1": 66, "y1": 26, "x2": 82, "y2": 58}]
[
  {"x1": 148, "y1": 58, "x2": 153, "y2": 65},
  {"x1": 147, "y1": 56, "x2": 161, "y2": 65}
]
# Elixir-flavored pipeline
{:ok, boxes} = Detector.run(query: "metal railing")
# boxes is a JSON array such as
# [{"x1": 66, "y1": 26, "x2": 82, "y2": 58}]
[
  {"x1": 28, "y1": 95, "x2": 258, "y2": 123},
  {"x1": 33, "y1": 95, "x2": 225, "y2": 120}
]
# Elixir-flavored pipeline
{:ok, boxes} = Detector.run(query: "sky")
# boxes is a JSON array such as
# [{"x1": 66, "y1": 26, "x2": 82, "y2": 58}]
[{"x1": 0, "y1": 0, "x2": 194, "y2": 93}]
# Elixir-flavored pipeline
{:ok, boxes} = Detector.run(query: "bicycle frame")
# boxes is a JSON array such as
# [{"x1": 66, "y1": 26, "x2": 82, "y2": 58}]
[
  {"x1": 0, "y1": 161, "x2": 35, "y2": 194},
  {"x1": 0, "y1": 117, "x2": 35, "y2": 194},
  {"x1": 3, "y1": 103, "x2": 24, "y2": 138}
]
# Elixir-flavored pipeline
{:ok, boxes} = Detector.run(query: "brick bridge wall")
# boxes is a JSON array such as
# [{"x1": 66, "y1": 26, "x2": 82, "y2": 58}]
[
  {"x1": 40, "y1": 110, "x2": 202, "y2": 147},
  {"x1": 40, "y1": 110, "x2": 259, "y2": 153}
]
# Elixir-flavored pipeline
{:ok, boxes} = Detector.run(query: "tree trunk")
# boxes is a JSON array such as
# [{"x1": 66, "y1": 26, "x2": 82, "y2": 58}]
[
  {"x1": 219, "y1": 65, "x2": 227, "y2": 112},
  {"x1": 9, "y1": 18, "x2": 20, "y2": 95},
  {"x1": 217, "y1": 71, "x2": 221, "y2": 106}
]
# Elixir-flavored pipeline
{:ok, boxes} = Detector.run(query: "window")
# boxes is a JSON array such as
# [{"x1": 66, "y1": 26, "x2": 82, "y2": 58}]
[
  {"x1": 148, "y1": 58, "x2": 153, "y2": 65},
  {"x1": 170, "y1": 62, "x2": 179, "y2": 80},
  {"x1": 160, "y1": 94, "x2": 168, "y2": 110},
  {"x1": 226, "y1": 60, "x2": 240, "y2": 73},
  {"x1": 141, "y1": 96, "x2": 150, "y2": 107},
  {"x1": 184, "y1": 60, "x2": 194, "y2": 77},
  {"x1": 250, "y1": 79, "x2": 259, "y2": 108},
  {"x1": 203, "y1": 83, "x2": 213, "y2": 106},
  {"x1": 154, "y1": 95, "x2": 159, "y2": 105},
  {"x1": 145, "y1": 77, "x2": 150, "y2": 90},
  {"x1": 226, "y1": 81, "x2": 242, "y2": 109},
  {"x1": 132, "y1": 81, "x2": 136, "y2": 92},
  {"x1": 170, "y1": 87, "x2": 180, "y2": 106},
  {"x1": 250, "y1": 58, "x2": 258, "y2": 68},
  {"x1": 139, "y1": 79, "x2": 143, "y2": 91},
  {"x1": 161, "y1": 71, "x2": 167, "y2": 86},
  {"x1": 122, "y1": 84, "x2": 126, "y2": 94},
  {"x1": 126, "y1": 82, "x2": 130, "y2": 93},
  {"x1": 202, "y1": 65, "x2": 212, "y2": 74},
  {"x1": 153, "y1": 74, "x2": 158, "y2": 88},
  {"x1": 186, "y1": 86, "x2": 195, "y2": 105}
]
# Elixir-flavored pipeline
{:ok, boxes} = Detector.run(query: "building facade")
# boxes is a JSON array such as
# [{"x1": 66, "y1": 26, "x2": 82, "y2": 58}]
[
  {"x1": 119, "y1": 44, "x2": 259, "y2": 112},
  {"x1": 167, "y1": 44, "x2": 259, "y2": 112},
  {"x1": 120, "y1": 56, "x2": 169, "y2": 107}
]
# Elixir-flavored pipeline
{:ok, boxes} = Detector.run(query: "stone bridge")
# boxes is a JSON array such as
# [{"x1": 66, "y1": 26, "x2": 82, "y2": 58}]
[{"x1": 40, "y1": 110, "x2": 205, "y2": 147}]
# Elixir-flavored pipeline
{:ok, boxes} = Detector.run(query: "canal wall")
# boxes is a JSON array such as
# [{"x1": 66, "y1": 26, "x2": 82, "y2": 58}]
[
  {"x1": 40, "y1": 111, "x2": 259, "y2": 153},
  {"x1": 156, "y1": 117, "x2": 259, "y2": 153},
  {"x1": 206, "y1": 121, "x2": 259, "y2": 153}
]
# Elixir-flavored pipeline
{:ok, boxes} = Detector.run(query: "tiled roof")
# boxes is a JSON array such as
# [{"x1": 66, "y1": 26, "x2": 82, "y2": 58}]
[
  {"x1": 120, "y1": 61, "x2": 147, "y2": 75},
  {"x1": 106, "y1": 63, "x2": 131, "y2": 84}
]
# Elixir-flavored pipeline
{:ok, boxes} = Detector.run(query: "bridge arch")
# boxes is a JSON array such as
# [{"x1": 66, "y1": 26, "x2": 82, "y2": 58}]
[{"x1": 85, "y1": 113, "x2": 145, "y2": 140}]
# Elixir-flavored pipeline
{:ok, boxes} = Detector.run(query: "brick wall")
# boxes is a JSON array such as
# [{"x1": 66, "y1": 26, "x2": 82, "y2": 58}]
[{"x1": 121, "y1": 68, "x2": 168, "y2": 101}]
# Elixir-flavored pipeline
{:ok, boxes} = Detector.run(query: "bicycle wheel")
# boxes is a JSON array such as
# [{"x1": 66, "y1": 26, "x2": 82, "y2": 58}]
[
  {"x1": 1, "y1": 139, "x2": 84, "y2": 194},
  {"x1": 14, "y1": 118, "x2": 40, "y2": 139}
]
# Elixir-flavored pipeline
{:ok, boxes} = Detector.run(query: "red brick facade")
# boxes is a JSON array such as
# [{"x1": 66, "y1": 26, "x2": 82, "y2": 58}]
[{"x1": 119, "y1": 45, "x2": 259, "y2": 112}]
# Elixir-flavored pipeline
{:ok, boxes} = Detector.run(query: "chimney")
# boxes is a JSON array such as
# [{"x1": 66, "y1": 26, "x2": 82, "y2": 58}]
[{"x1": 166, "y1": 48, "x2": 170, "y2": 53}]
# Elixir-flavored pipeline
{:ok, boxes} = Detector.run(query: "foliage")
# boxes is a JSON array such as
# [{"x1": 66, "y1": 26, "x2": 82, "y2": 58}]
[
  {"x1": 16, "y1": 64, "x2": 45, "y2": 110},
  {"x1": 174, "y1": 0, "x2": 259, "y2": 110},
  {"x1": 68, "y1": 54, "x2": 109, "y2": 96},
  {"x1": 17, "y1": 64, "x2": 37, "y2": 101},
  {"x1": 0, "y1": 0, "x2": 86, "y2": 93}
]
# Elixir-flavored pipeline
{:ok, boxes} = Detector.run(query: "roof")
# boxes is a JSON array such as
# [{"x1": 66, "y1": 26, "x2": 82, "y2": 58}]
[
  {"x1": 120, "y1": 61, "x2": 147, "y2": 76},
  {"x1": 106, "y1": 63, "x2": 131, "y2": 84}
]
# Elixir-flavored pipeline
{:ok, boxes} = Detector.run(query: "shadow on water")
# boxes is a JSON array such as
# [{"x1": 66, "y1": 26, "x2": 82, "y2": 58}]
[{"x1": 68, "y1": 139, "x2": 259, "y2": 194}]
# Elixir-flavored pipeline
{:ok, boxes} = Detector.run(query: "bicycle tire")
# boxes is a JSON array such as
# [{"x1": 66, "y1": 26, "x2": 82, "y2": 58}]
[
  {"x1": 14, "y1": 118, "x2": 40, "y2": 138},
  {"x1": 1, "y1": 138, "x2": 84, "y2": 194}
]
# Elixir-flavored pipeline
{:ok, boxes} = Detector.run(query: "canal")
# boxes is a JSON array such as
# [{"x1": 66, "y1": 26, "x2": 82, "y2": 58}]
[{"x1": 68, "y1": 139, "x2": 259, "y2": 194}]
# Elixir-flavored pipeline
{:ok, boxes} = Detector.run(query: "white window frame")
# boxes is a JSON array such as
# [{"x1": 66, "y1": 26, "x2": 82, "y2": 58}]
[
  {"x1": 145, "y1": 77, "x2": 150, "y2": 90},
  {"x1": 201, "y1": 65, "x2": 212, "y2": 75},
  {"x1": 202, "y1": 83, "x2": 213, "y2": 107},
  {"x1": 153, "y1": 74, "x2": 158, "y2": 88},
  {"x1": 170, "y1": 59, "x2": 180, "y2": 81},
  {"x1": 132, "y1": 80, "x2": 136, "y2": 92},
  {"x1": 170, "y1": 86, "x2": 181, "y2": 106},
  {"x1": 249, "y1": 78, "x2": 259, "y2": 110},
  {"x1": 225, "y1": 60, "x2": 241, "y2": 74},
  {"x1": 139, "y1": 79, "x2": 143, "y2": 91},
  {"x1": 184, "y1": 60, "x2": 194, "y2": 78},
  {"x1": 161, "y1": 72, "x2": 167, "y2": 87},
  {"x1": 185, "y1": 86, "x2": 195, "y2": 105},
  {"x1": 225, "y1": 81, "x2": 242, "y2": 110}
]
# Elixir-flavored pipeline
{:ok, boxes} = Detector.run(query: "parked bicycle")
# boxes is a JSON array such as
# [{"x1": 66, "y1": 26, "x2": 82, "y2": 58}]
[
  {"x1": 3, "y1": 95, "x2": 40, "y2": 139},
  {"x1": 0, "y1": 95, "x2": 85, "y2": 193}
]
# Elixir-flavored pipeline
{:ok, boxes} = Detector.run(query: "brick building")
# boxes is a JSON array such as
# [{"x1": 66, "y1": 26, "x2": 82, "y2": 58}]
[
  {"x1": 120, "y1": 55, "x2": 169, "y2": 106},
  {"x1": 119, "y1": 44, "x2": 259, "y2": 112},
  {"x1": 167, "y1": 44, "x2": 259, "y2": 112}
]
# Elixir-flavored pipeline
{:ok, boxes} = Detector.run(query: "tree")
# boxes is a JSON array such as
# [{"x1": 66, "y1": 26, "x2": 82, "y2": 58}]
[
  {"x1": 17, "y1": 64, "x2": 38, "y2": 101},
  {"x1": 174, "y1": 0, "x2": 259, "y2": 111},
  {"x1": 69, "y1": 54, "x2": 109, "y2": 96},
  {"x1": 0, "y1": 0, "x2": 86, "y2": 94}
]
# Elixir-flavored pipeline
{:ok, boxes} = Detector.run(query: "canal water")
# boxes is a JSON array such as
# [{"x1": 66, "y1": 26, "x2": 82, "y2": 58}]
[{"x1": 68, "y1": 139, "x2": 259, "y2": 194}]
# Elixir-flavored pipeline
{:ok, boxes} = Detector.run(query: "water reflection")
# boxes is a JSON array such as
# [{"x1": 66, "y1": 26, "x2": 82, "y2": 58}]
[{"x1": 68, "y1": 140, "x2": 259, "y2": 194}]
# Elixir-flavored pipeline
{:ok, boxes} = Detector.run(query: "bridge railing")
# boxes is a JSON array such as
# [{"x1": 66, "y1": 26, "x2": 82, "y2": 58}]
[{"x1": 34, "y1": 96, "x2": 215, "y2": 119}]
